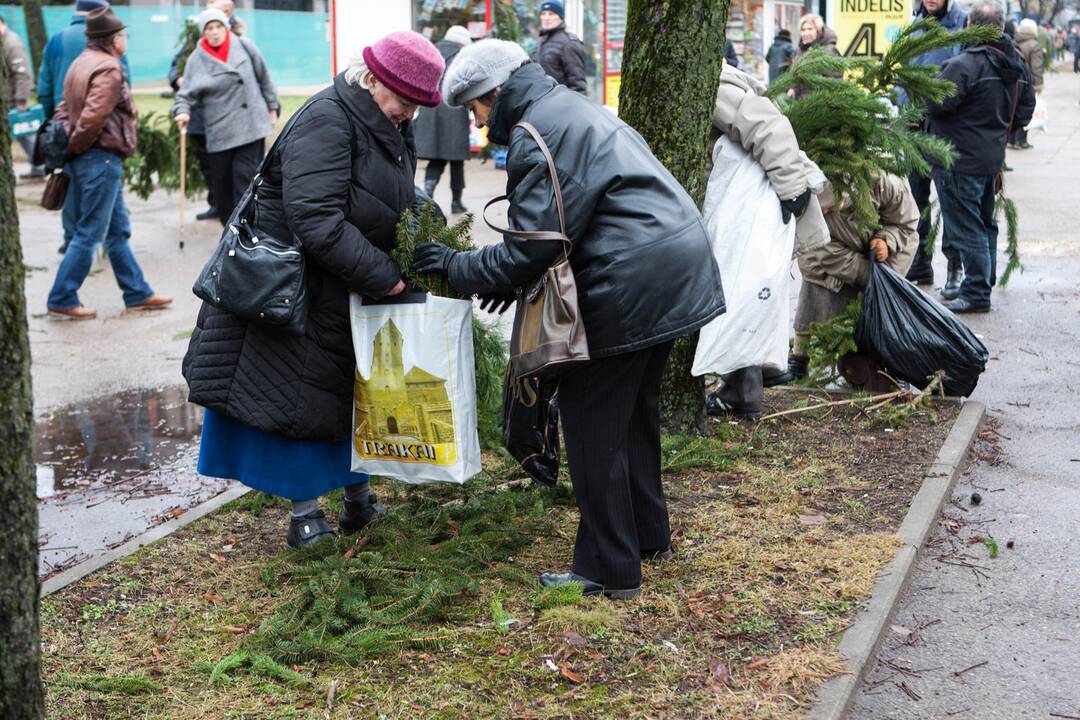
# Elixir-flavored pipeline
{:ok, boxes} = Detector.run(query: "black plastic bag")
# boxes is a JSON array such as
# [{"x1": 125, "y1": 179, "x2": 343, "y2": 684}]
[
  {"x1": 855, "y1": 258, "x2": 988, "y2": 397},
  {"x1": 501, "y1": 371, "x2": 560, "y2": 486}
]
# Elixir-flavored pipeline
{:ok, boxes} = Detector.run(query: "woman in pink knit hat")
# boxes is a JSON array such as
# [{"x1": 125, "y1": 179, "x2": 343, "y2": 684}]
[{"x1": 184, "y1": 31, "x2": 448, "y2": 549}]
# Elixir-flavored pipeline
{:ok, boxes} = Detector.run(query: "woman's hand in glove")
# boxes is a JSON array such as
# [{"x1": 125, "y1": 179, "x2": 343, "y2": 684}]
[
  {"x1": 869, "y1": 237, "x2": 889, "y2": 262},
  {"x1": 779, "y1": 190, "x2": 812, "y2": 224},
  {"x1": 477, "y1": 292, "x2": 515, "y2": 314},
  {"x1": 412, "y1": 243, "x2": 458, "y2": 277}
]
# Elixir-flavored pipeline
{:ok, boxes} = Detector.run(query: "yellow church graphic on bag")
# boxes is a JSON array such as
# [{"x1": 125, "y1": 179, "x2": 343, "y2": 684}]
[{"x1": 353, "y1": 318, "x2": 458, "y2": 465}]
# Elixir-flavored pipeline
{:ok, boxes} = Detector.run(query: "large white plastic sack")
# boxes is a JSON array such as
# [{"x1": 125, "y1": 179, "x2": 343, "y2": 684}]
[{"x1": 692, "y1": 136, "x2": 796, "y2": 377}]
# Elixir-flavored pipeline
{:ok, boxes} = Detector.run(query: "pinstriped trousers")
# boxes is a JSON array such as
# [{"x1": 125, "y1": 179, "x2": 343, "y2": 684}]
[{"x1": 558, "y1": 340, "x2": 674, "y2": 589}]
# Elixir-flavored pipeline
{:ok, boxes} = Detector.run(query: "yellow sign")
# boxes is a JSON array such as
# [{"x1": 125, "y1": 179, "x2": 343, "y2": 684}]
[
  {"x1": 604, "y1": 75, "x2": 622, "y2": 113},
  {"x1": 833, "y1": 0, "x2": 908, "y2": 58}
]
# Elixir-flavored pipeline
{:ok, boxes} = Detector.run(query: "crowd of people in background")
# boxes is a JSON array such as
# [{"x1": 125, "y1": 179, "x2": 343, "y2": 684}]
[{"x1": 0, "y1": 0, "x2": 1068, "y2": 597}]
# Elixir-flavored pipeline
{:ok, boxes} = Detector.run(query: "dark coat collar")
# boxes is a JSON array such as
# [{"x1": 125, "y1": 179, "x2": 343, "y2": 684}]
[
  {"x1": 486, "y1": 63, "x2": 557, "y2": 146},
  {"x1": 332, "y1": 72, "x2": 411, "y2": 160}
]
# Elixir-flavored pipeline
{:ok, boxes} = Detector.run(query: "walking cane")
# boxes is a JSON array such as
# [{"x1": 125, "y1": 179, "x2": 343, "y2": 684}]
[{"x1": 179, "y1": 128, "x2": 187, "y2": 250}]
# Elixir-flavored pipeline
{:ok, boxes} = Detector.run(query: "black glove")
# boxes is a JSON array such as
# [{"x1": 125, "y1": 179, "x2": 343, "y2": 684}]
[
  {"x1": 779, "y1": 190, "x2": 812, "y2": 224},
  {"x1": 477, "y1": 291, "x2": 515, "y2": 315},
  {"x1": 412, "y1": 242, "x2": 457, "y2": 277}
]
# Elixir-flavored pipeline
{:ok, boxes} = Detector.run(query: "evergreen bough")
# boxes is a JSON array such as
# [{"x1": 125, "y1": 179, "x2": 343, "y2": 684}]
[{"x1": 123, "y1": 112, "x2": 207, "y2": 201}]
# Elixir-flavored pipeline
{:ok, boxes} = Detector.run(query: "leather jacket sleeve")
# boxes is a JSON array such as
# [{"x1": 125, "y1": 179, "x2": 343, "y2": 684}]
[
  {"x1": 67, "y1": 65, "x2": 124, "y2": 156},
  {"x1": 561, "y1": 39, "x2": 588, "y2": 94},
  {"x1": 282, "y1": 101, "x2": 400, "y2": 297},
  {"x1": 449, "y1": 139, "x2": 573, "y2": 295}
]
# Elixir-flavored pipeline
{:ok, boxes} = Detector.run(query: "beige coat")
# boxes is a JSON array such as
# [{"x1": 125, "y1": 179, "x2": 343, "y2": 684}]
[
  {"x1": 1014, "y1": 25, "x2": 1045, "y2": 92},
  {"x1": 798, "y1": 173, "x2": 918, "y2": 292},
  {"x1": 1, "y1": 26, "x2": 32, "y2": 105},
  {"x1": 709, "y1": 63, "x2": 807, "y2": 201}
]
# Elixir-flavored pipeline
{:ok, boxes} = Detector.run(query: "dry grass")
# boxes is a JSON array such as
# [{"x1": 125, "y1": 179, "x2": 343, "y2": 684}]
[{"x1": 40, "y1": 390, "x2": 957, "y2": 719}]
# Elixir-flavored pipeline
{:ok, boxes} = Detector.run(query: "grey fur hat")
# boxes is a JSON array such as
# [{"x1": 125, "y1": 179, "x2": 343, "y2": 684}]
[
  {"x1": 197, "y1": 8, "x2": 229, "y2": 34},
  {"x1": 440, "y1": 39, "x2": 529, "y2": 107}
]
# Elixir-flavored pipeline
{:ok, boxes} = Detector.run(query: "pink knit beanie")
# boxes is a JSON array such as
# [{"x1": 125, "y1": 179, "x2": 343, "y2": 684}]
[{"x1": 362, "y1": 31, "x2": 445, "y2": 108}]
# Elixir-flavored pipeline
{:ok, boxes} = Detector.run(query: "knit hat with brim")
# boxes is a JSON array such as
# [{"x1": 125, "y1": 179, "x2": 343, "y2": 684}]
[
  {"x1": 444, "y1": 25, "x2": 473, "y2": 47},
  {"x1": 197, "y1": 8, "x2": 229, "y2": 35},
  {"x1": 441, "y1": 39, "x2": 530, "y2": 107},
  {"x1": 363, "y1": 31, "x2": 446, "y2": 108},
  {"x1": 85, "y1": 7, "x2": 125, "y2": 38}
]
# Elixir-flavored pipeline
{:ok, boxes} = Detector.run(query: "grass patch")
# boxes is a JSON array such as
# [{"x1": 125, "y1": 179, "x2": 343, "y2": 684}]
[{"x1": 40, "y1": 389, "x2": 959, "y2": 719}]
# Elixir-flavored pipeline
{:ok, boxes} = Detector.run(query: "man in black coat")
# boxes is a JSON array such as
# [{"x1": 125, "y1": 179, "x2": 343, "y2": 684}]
[
  {"x1": 925, "y1": 1, "x2": 1035, "y2": 313},
  {"x1": 531, "y1": 0, "x2": 588, "y2": 95}
]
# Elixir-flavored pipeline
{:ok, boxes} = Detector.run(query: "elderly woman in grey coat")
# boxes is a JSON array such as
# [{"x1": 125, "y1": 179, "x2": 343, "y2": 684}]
[{"x1": 172, "y1": 8, "x2": 279, "y2": 225}]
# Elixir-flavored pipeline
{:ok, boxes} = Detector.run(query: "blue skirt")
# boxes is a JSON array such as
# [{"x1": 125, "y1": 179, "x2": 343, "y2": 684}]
[{"x1": 197, "y1": 409, "x2": 369, "y2": 501}]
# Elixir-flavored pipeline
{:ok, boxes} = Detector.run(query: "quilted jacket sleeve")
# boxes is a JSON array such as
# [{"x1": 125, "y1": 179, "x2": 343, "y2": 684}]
[{"x1": 281, "y1": 100, "x2": 400, "y2": 297}]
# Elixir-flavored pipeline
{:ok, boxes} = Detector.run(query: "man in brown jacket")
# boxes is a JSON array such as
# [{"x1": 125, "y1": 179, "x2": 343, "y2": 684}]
[
  {"x1": 46, "y1": 7, "x2": 170, "y2": 320},
  {"x1": 789, "y1": 173, "x2": 918, "y2": 377}
]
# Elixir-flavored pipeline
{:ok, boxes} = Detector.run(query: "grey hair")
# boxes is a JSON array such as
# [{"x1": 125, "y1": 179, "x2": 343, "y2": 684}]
[
  {"x1": 344, "y1": 52, "x2": 374, "y2": 89},
  {"x1": 968, "y1": 1, "x2": 1005, "y2": 29}
]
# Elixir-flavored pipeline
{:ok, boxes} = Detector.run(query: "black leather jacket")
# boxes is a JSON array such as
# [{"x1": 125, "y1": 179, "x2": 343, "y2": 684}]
[
  {"x1": 531, "y1": 25, "x2": 587, "y2": 94},
  {"x1": 449, "y1": 64, "x2": 725, "y2": 358}
]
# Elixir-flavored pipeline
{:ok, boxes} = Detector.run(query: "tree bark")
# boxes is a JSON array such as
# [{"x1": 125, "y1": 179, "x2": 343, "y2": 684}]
[
  {"x1": 0, "y1": 33, "x2": 45, "y2": 720},
  {"x1": 618, "y1": 0, "x2": 730, "y2": 434},
  {"x1": 21, "y1": 0, "x2": 48, "y2": 78}
]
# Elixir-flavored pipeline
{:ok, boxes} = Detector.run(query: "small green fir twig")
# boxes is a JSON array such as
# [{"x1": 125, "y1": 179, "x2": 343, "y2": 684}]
[{"x1": 995, "y1": 192, "x2": 1022, "y2": 287}]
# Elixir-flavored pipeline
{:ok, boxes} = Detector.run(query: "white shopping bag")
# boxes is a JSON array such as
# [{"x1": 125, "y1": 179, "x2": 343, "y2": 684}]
[
  {"x1": 349, "y1": 293, "x2": 481, "y2": 485},
  {"x1": 692, "y1": 136, "x2": 796, "y2": 377},
  {"x1": 1026, "y1": 93, "x2": 1047, "y2": 133}
]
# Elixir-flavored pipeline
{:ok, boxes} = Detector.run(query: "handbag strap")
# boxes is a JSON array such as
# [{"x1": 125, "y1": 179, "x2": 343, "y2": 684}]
[{"x1": 481, "y1": 121, "x2": 572, "y2": 261}]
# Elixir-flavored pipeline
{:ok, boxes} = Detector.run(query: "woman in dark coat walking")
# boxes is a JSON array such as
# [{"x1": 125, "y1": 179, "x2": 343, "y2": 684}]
[
  {"x1": 183, "y1": 31, "x2": 446, "y2": 548},
  {"x1": 414, "y1": 26, "x2": 472, "y2": 214},
  {"x1": 172, "y1": 8, "x2": 280, "y2": 225},
  {"x1": 414, "y1": 40, "x2": 726, "y2": 599}
]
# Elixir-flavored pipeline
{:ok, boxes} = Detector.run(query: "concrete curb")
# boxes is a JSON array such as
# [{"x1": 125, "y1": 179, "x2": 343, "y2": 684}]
[
  {"x1": 807, "y1": 400, "x2": 986, "y2": 720},
  {"x1": 40, "y1": 484, "x2": 250, "y2": 598}
]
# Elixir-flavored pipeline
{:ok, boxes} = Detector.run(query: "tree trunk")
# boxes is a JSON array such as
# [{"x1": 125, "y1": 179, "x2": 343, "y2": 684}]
[
  {"x1": 618, "y1": 0, "x2": 729, "y2": 434},
  {"x1": 0, "y1": 33, "x2": 45, "y2": 720},
  {"x1": 21, "y1": 0, "x2": 48, "y2": 78}
]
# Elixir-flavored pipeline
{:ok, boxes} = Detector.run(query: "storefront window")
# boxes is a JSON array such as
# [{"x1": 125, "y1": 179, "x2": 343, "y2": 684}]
[{"x1": 413, "y1": 0, "x2": 487, "y2": 41}]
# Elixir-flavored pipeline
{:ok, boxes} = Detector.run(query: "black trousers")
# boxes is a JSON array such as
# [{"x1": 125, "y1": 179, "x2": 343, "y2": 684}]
[
  {"x1": 558, "y1": 341, "x2": 674, "y2": 589},
  {"x1": 425, "y1": 159, "x2": 465, "y2": 192},
  {"x1": 187, "y1": 132, "x2": 215, "y2": 208},
  {"x1": 908, "y1": 170, "x2": 957, "y2": 264},
  {"x1": 206, "y1": 138, "x2": 265, "y2": 226}
]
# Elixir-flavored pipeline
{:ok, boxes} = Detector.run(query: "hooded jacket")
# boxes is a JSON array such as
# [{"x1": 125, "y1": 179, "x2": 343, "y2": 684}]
[
  {"x1": 182, "y1": 74, "x2": 415, "y2": 441},
  {"x1": 1013, "y1": 22, "x2": 1045, "y2": 91},
  {"x1": 766, "y1": 31, "x2": 796, "y2": 83},
  {"x1": 911, "y1": 0, "x2": 969, "y2": 67},
  {"x1": 927, "y1": 38, "x2": 1037, "y2": 176},
  {"x1": 799, "y1": 174, "x2": 918, "y2": 291},
  {"x1": 709, "y1": 63, "x2": 806, "y2": 202},
  {"x1": 448, "y1": 63, "x2": 725, "y2": 358},
  {"x1": 531, "y1": 25, "x2": 587, "y2": 94},
  {"x1": 797, "y1": 26, "x2": 839, "y2": 59}
]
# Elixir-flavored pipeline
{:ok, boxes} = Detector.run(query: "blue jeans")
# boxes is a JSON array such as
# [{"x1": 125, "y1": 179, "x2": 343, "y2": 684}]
[
  {"x1": 932, "y1": 168, "x2": 998, "y2": 306},
  {"x1": 47, "y1": 149, "x2": 154, "y2": 310}
]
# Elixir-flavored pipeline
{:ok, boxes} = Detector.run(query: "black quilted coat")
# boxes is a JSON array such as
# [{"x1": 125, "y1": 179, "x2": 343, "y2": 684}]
[
  {"x1": 448, "y1": 63, "x2": 725, "y2": 358},
  {"x1": 182, "y1": 73, "x2": 414, "y2": 441}
]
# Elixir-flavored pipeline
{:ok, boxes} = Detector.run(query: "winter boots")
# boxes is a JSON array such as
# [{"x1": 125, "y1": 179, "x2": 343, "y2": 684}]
[
  {"x1": 941, "y1": 255, "x2": 964, "y2": 301},
  {"x1": 906, "y1": 243, "x2": 934, "y2": 285}
]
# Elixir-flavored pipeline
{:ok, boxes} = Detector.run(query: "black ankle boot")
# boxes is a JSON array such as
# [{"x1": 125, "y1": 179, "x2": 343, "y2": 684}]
[
  {"x1": 450, "y1": 190, "x2": 467, "y2": 214},
  {"x1": 906, "y1": 252, "x2": 934, "y2": 285},
  {"x1": 423, "y1": 179, "x2": 437, "y2": 199},
  {"x1": 941, "y1": 256, "x2": 963, "y2": 300},
  {"x1": 787, "y1": 354, "x2": 809, "y2": 381},
  {"x1": 338, "y1": 494, "x2": 386, "y2": 535},
  {"x1": 287, "y1": 509, "x2": 335, "y2": 549}
]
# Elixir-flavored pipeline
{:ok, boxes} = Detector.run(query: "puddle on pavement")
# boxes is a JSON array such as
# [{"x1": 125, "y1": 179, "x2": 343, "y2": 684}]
[{"x1": 35, "y1": 385, "x2": 203, "y2": 498}]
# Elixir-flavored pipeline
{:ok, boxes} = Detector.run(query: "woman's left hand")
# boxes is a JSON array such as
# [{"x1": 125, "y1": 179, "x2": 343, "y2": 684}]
[{"x1": 269, "y1": 109, "x2": 279, "y2": 127}]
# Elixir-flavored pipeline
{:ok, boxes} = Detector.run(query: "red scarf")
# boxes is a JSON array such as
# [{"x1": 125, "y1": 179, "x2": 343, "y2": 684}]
[{"x1": 200, "y1": 32, "x2": 230, "y2": 64}]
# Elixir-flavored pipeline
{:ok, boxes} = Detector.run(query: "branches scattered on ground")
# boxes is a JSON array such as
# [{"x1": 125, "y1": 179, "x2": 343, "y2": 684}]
[
  {"x1": 804, "y1": 296, "x2": 862, "y2": 386},
  {"x1": 995, "y1": 191, "x2": 1022, "y2": 287}
]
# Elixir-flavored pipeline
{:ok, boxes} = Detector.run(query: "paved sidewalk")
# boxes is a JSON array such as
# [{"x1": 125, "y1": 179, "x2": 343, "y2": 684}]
[{"x1": 850, "y1": 71, "x2": 1080, "y2": 719}]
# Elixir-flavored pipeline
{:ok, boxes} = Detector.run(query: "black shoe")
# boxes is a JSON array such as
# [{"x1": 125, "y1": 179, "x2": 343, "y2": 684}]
[
  {"x1": 195, "y1": 206, "x2": 220, "y2": 221},
  {"x1": 762, "y1": 366, "x2": 793, "y2": 387},
  {"x1": 705, "y1": 391, "x2": 762, "y2": 421},
  {"x1": 286, "y1": 509, "x2": 335, "y2": 549},
  {"x1": 57, "y1": 240, "x2": 69, "y2": 255},
  {"x1": 337, "y1": 494, "x2": 386, "y2": 535},
  {"x1": 539, "y1": 571, "x2": 640, "y2": 600},
  {"x1": 941, "y1": 257, "x2": 963, "y2": 300},
  {"x1": 642, "y1": 546, "x2": 674, "y2": 562},
  {"x1": 1018, "y1": 142, "x2": 1034, "y2": 150},
  {"x1": 1003, "y1": 163, "x2": 1013, "y2": 172},
  {"x1": 905, "y1": 256, "x2": 934, "y2": 285},
  {"x1": 944, "y1": 298, "x2": 991, "y2": 314},
  {"x1": 787, "y1": 354, "x2": 809, "y2": 381},
  {"x1": 450, "y1": 201, "x2": 468, "y2": 214}
]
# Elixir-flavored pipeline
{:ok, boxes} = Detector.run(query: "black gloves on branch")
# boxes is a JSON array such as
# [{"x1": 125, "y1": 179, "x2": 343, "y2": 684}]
[
  {"x1": 780, "y1": 189, "x2": 812, "y2": 224},
  {"x1": 412, "y1": 243, "x2": 458, "y2": 276}
]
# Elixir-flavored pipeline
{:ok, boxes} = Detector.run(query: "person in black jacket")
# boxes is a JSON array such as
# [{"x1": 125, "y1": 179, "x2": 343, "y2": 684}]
[
  {"x1": 531, "y1": 0, "x2": 588, "y2": 94},
  {"x1": 183, "y1": 31, "x2": 446, "y2": 548},
  {"x1": 925, "y1": 1, "x2": 1035, "y2": 313},
  {"x1": 414, "y1": 26, "x2": 473, "y2": 214},
  {"x1": 765, "y1": 29, "x2": 796, "y2": 83},
  {"x1": 415, "y1": 40, "x2": 726, "y2": 600}
]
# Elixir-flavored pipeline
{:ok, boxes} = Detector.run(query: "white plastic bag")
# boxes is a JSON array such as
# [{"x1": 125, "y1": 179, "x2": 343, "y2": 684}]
[
  {"x1": 692, "y1": 136, "x2": 796, "y2": 377},
  {"x1": 349, "y1": 293, "x2": 481, "y2": 485},
  {"x1": 1026, "y1": 93, "x2": 1047, "y2": 133}
]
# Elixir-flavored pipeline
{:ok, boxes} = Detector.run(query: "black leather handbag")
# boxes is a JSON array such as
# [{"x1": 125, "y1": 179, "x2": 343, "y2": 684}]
[{"x1": 193, "y1": 100, "x2": 344, "y2": 336}]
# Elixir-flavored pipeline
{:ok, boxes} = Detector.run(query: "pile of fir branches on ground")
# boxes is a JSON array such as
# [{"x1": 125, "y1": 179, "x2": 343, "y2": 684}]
[
  {"x1": 392, "y1": 204, "x2": 508, "y2": 449},
  {"x1": 803, "y1": 296, "x2": 862, "y2": 386},
  {"x1": 766, "y1": 19, "x2": 1001, "y2": 231}
]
